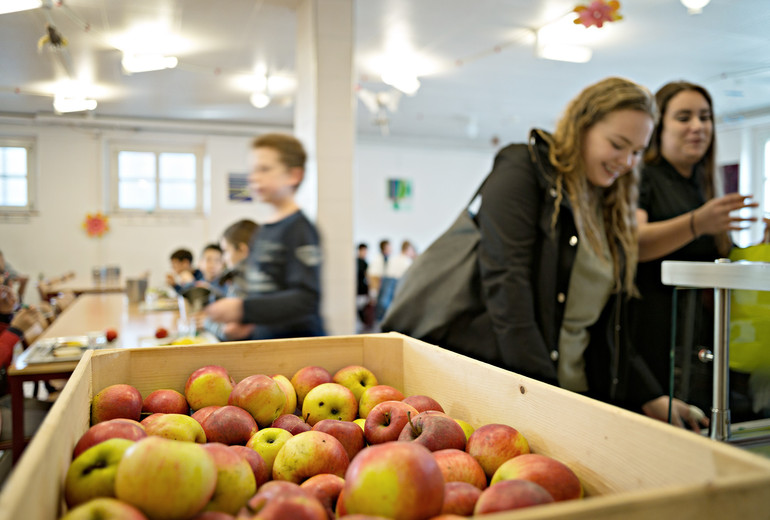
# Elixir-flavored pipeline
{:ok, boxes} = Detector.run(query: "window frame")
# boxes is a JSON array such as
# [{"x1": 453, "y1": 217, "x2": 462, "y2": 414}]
[
  {"x1": 108, "y1": 141, "x2": 205, "y2": 216},
  {"x1": 0, "y1": 137, "x2": 37, "y2": 214}
]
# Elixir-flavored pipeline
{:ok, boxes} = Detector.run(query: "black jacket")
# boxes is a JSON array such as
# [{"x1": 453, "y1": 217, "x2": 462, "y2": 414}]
[{"x1": 444, "y1": 130, "x2": 662, "y2": 409}]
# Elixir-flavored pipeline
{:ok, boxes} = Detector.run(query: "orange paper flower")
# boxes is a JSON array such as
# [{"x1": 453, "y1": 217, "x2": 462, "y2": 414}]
[
  {"x1": 574, "y1": 0, "x2": 622, "y2": 28},
  {"x1": 83, "y1": 212, "x2": 110, "y2": 237}
]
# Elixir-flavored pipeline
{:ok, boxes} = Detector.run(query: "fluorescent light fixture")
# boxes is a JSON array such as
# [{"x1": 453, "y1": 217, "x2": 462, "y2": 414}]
[
  {"x1": 250, "y1": 92, "x2": 271, "y2": 109},
  {"x1": 53, "y1": 95, "x2": 97, "y2": 114},
  {"x1": 681, "y1": 0, "x2": 710, "y2": 14},
  {"x1": 536, "y1": 43, "x2": 592, "y2": 63},
  {"x1": 0, "y1": 0, "x2": 42, "y2": 15},
  {"x1": 122, "y1": 53, "x2": 178, "y2": 74}
]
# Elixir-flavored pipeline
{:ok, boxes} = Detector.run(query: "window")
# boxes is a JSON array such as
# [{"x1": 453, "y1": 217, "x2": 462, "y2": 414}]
[
  {"x1": 0, "y1": 138, "x2": 35, "y2": 212},
  {"x1": 110, "y1": 143, "x2": 203, "y2": 214}
]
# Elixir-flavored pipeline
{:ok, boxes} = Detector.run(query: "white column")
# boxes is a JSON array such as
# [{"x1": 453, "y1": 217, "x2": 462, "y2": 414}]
[{"x1": 295, "y1": 0, "x2": 356, "y2": 335}]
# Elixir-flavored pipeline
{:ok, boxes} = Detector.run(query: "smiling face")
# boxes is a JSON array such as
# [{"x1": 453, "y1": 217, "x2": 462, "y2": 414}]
[
  {"x1": 582, "y1": 109, "x2": 653, "y2": 188},
  {"x1": 659, "y1": 89, "x2": 713, "y2": 175},
  {"x1": 248, "y1": 146, "x2": 302, "y2": 205}
]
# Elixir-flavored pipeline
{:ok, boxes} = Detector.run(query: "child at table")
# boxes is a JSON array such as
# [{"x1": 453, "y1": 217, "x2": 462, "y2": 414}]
[
  {"x1": 166, "y1": 248, "x2": 203, "y2": 295},
  {"x1": 204, "y1": 133, "x2": 325, "y2": 339},
  {"x1": 203, "y1": 219, "x2": 259, "y2": 340}
]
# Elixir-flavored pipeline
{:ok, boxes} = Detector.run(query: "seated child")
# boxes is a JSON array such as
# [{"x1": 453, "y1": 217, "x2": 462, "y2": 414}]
[{"x1": 165, "y1": 248, "x2": 203, "y2": 295}]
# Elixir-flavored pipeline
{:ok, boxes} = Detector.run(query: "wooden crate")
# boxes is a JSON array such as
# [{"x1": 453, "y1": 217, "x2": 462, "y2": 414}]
[{"x1": 2, "y1": 333, "x2": 770, "y2": 519}]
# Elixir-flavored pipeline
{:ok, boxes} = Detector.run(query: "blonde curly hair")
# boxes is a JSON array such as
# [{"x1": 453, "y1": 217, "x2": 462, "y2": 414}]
[{"x1": 545, "y1": 77, "x2": 656, "y2": 294}]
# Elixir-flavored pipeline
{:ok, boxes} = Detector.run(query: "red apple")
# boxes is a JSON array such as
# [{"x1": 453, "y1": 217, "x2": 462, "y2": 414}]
[
  {"x1": 142, "y1": 388, "x2": 190, "y2": 415},
  {"x1": 185, "y1": 365, "x2": 235, "y2": 411},
  {"x1": 363, "y1": 400, "x2": 418, "y2": 445},
  {"x1": 251, "y1": 493, "x2": 327, "y2": 520},
  {"x1": 301, "y1": 383, "x2": 358, "y2": 426},
  {"x1": 59, "y1": 497, "x2": 149, "y2": 520},
  {"x1": 239, "y1": 480, "x2": 311, "y2": 516},
  {"x1": 441, "y1": 481, "x2": 482, "y2": 516},
  {"x1": 473, "y1": 479, "x2": 554, "y2": 515},
  {"x1": 341, "y1": 442, "x2": 444, "y2": 519},
  {"x1": 141, "y1": 413, "x2": 207, "y2": 443},
  {"x1": 290, "y1": 366, "x2": 333, "y2": 408},
  {"x1": 272, "y1": 413, "x2": 312, "y2": 435},
  {"x1": 105, "y1": 328, "x2": 118, "y2": 343},
  {"x1": 229, "y1": 445, "x2": 270, "y2": 488},
  {"x1": 357, "y1": 385, "x2": 405, "y2": 419},
  {"x1": 465, "y1": 423, "x2": 530, "y2": 478},
  {"x1": 201, "y1": 443, "x2": 257, "y2": 515},
  {"x1": 91, "y1": 384, "x2": 143, "y2": 425},
  {"x1": 398, "y1": 410, "x2": 466, "y2": 452},
  {"x1": 402, "y1": 394, "x2": 445, "y2": 413},
  {"x1": 490, "y1": 453, "x2": 583, "y2": 501},
  {"x1": 201, "y1": 405, "x2": 259, "y2": 445},
  {"x1": 272, "y1": 374, "x2": 298, "y2": 415},
  {"x1": 332, "y1": 365, "x2": 378, "y2": 401},
  {"x1": 432, "y1": 448, "x2": 487, "y2": 489},
  {"x1": 73, "y1": 418, "x2": 147, "y2": 459},
  {"x1": 228, "y1": 374, "x2": 287, "y2": 428},
  {"x1": 191, "y1": 512, "x2": 234, "y2": 520},
  {"x1": 272, "y1": 431, "x2": 349, "y2": 483},
  {"x1": 311, "y1": 419, "x2": 366, "y2": 462},
  {"x1": 300, "y1": 473, "x2": 345, "y2": 520},
  {"x1": 155, "y1": 327, "x2": 169, "y2": 339},
  {"x1": 192, "y1": 405, "x2": 222, "y2": 425}
]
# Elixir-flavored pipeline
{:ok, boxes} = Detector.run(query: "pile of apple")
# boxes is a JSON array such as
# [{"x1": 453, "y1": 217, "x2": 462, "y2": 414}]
[{"x1": 61, "y1": 364, "x2": 583, "y2": 520}]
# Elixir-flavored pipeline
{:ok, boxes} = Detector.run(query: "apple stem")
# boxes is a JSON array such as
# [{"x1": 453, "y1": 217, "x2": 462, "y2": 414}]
[
  {"x1": 304, "y1": 412, "x2": 310, "y2": 424},
  {"x1": 407, "y1": 410, "x2": 419, "y2": 436}
]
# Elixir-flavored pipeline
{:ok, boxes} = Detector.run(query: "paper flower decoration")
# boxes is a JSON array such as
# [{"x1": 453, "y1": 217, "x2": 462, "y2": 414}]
[
  {"x1": 83, "y1": 212, "x2": 110, "y2": 237},
  {"x1": 574, "y1": 0, "x2": 622, "y2": 28}
]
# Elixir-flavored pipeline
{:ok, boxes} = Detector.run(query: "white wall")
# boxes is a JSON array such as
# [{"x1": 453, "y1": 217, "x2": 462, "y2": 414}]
[{"x1": 354, "y1": 137, "x2": 497, "y2": 255}]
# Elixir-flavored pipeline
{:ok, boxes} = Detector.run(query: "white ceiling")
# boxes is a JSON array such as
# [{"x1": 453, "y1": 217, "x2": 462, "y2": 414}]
[{"x1": 1, "y1": 0, "x2": 769, "y2": 145}]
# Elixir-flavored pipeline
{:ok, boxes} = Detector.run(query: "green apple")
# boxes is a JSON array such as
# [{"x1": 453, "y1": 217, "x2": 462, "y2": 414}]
[
  {"x1": 228, "y1": 374, "x2": 287, "y2": 428},
  {"x1": 64, "y1": 438, "x2": 135, "y2": 507},
  {"x1": 272, "y1": 374, "x2": 298, "y2": 415},
  {"x1": 301, "y1": 383, "x2": 358, "y2": 425},
  {"x1": 59, "y1": 497, "x2": 149, "y2": 520},
  {"x1": 454, "y1": 418, "x2": 475, "y2": 442},
  {"x1": 115, "y1": 436, "x2": 217, "y2": 520},
  {"x1": 201, "y1": 443, "x2": 257, "y2": 514},
  {"x1": 140, "y1": 413, "x2": 207, "y2": 443},
  {"x1": 341, "y1": 442, "x2": 444, "y2": 519},
  {"x1": 332, "y1": 365, "x2": 378, "y2": 401},
  {"x1": 91, "y1": 384, "x2": 143, "y2": 425},
  {"x1": 272, "y1": 430, "x2": 349, "y2": 483},
  {"x1": 245, "y1": 427, "x2": 293, "y2": 475},
  {"x1": 490, "y1": 453, "x2": 583, "y2": 501},
  {"x1": 185, "y1": 365, "x2": 235, "y2": 411}
]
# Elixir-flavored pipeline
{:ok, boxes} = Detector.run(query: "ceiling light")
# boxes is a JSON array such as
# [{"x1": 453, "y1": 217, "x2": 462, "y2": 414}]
[
  {"x1": 53, "y1": 95, "x2": 97, "y2": 114},
  {"x1": 681, "y1": 0, "x2": 710, "y2": 14},
  {"x1": 122, "y1": 54, "x2": 178, "y2": 74},
  {"x1": 381, "y1": 70, "x2": 421, "y2": 96},
  {"x1": 0, "y1": 0, "x2": 42, "y2": 15},
  {"x1": 250, "y1": 92, "x2": 271, "y2": 109},
  {"x1": 536, "y1": 43, "x2": 592, "y2": 63}
]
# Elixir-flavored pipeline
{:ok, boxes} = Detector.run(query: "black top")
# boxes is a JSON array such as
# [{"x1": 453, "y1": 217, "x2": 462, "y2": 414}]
[
  {"x1": 442, "y1": 130, "x2": 661, "y2": 409},
  {"x1": 357, "y1": 258, "x2": 369, "y2": 296},
  {"x1": 634, "y1": 158, "x2": 720, "y2": 397},
  {"x1": 241, "y1": 210, "x2": 325, "y2": 339}
]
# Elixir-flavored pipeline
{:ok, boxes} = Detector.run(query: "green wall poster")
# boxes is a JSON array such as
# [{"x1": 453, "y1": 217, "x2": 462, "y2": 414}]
[{"x1": 388, "y1": 178, "x2": 412, "y2": 210}]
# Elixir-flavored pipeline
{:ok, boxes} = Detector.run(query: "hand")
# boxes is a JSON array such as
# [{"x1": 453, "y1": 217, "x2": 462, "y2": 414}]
[
  {"x1": 0, "y1": 285, "x2": 18, "y2": 314},
  {"x1": 165, "y1": 273, "x2": 176, "y2": 286},
  {"x1": 642, "y1": 395, "x2": 709, "y2": 433},
  {"x1": 693, "y1": 193, "x2": 757, "y2": 236},
  {"x1": 204, "y1": 297, "x2": 244, "y2": 323},
  {"x1": 222, "y1": 322, "x2": 256, "y2": 340}
]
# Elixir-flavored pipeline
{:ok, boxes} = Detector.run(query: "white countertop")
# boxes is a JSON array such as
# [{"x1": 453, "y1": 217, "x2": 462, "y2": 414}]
[{"x1": 661, "y1": 260, "x2": 770, "y2": 291}]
